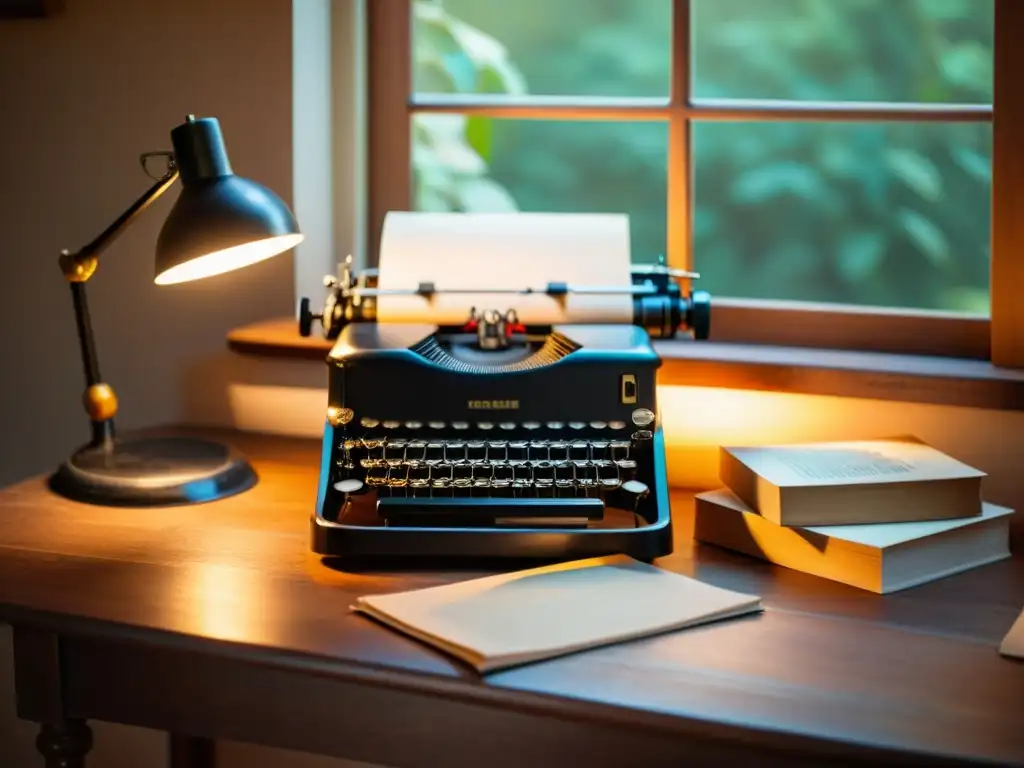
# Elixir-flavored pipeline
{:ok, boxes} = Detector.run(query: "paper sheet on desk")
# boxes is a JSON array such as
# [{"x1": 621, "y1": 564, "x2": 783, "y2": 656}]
[
  {"x1": 999, "y1": 607, "x2": 1024, "y2": 660},
  {"x1": 376, "y1": 212, "x2": 634, "y2": 326}
]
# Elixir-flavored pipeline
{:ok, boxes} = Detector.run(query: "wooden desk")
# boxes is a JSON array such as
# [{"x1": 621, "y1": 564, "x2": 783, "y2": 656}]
[{"x1": 1, "y1": 427, "x2": 1022, "y2": 767}]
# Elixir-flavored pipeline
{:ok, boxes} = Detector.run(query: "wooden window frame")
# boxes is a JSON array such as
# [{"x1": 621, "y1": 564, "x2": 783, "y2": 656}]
[{"x1": 366, "y1": 0, "x2": 1024, "y2": 366}]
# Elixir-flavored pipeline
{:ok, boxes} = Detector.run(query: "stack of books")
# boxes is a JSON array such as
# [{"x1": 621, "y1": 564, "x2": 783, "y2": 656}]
[{"x1": 694, "y1": 436, "x2": 1015, "y2": 594}]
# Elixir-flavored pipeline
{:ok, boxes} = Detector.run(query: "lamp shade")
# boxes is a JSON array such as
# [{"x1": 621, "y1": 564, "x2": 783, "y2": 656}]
[{"x1": 154, "y1": 116, "x2": 303, "y2": 285}]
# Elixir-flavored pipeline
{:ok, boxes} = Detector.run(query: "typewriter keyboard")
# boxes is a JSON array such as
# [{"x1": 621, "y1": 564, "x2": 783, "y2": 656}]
[{"x1": 336, "y1": 437, "x2": 645, "y2": 496}]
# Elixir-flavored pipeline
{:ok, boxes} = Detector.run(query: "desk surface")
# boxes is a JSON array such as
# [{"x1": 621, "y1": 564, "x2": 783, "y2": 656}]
[{"x1": 0, "y1": 427, "x2": 1022, "y2": 766}]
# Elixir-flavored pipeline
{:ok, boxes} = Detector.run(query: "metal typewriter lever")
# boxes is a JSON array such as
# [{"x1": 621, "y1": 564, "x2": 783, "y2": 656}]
[
  {"x1": 468, "y1": 308, "x2": 523, "y2": 351},
  {"x1": 298, "y1": 255, "x2": 378, "y2": 339}
]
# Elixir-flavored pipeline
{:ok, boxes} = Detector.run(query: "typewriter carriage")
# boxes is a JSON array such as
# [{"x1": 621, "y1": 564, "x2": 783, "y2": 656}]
[{"x1": 298, "y1": 255, "x2": 711, "y2": 345}]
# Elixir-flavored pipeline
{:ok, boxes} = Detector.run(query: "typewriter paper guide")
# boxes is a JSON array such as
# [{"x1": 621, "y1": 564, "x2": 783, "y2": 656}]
[{"x1": 376, "y1": 211, "x2": 635, "y2": 326}]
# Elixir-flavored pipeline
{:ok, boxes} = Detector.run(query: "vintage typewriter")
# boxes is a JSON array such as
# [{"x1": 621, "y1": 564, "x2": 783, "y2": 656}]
[{"x1": 298, "y1": 213, "x2": 710, "y2": 562}]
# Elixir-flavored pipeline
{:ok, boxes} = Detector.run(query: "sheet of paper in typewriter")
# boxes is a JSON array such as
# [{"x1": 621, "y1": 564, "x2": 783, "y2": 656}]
[{"x1": 375, "y1": 211, "x2": 634, "y2": 327}]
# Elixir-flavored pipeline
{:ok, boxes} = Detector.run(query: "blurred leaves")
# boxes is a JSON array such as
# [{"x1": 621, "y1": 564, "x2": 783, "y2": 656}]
[
  {"x1": 412, "y1": 1, "x2": 525, "y2": 213},
  {"x1": 897, "y1": 208, "x2": 951, "y2": 267},
  {"x1": 885, "y1": 149, "x2": 943, "y2": 203},
  {"x1": 413, "y1": 0, "x2": 993, "y2": 312},
  {"x1": 731, "y1": 163, "x2": 828, "y2": 205}
]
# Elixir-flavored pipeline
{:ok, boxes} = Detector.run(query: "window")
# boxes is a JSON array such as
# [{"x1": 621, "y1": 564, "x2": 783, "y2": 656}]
[{"x1": 366, "y1": 0, "x2": 1024, "y2": 365}]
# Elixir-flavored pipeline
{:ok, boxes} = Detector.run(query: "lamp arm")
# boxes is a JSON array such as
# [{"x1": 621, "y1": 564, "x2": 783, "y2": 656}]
[{"x1": 58, "y1": 155, "x2": 180, "y2": 450}]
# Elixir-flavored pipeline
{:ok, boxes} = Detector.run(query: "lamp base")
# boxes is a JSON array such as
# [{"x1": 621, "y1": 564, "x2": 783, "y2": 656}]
[{"x1": 50, "y1": 434, "x2": 257, "y2": 507}]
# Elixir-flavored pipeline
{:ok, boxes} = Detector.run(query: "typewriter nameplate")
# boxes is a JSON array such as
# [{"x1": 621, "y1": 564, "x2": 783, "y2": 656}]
[{"x1": 467, "y1": 400, "x2": 519, "y2": 410}]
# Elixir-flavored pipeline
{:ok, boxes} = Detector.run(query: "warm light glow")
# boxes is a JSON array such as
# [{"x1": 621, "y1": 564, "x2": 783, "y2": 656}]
[{"x1": 155, "y1": 233, "x2": 304, "y2": 285}]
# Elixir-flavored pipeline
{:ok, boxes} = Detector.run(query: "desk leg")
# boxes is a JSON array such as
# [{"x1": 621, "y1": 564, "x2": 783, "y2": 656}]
[
  {"x1": 13, "y1": 628, "x2": 94, "y2": 767},
  {"x1": 169, "y1": 733, "x2": 216, "y2": 768},
  {"x1": 36, "y1": 720, "x2": 93, "y2": 768}
]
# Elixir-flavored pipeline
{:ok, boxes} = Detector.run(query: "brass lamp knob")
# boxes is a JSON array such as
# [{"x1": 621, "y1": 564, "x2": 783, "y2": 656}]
[{"x1": 83, "y1": 383, "x2": 118, "y2": 421}]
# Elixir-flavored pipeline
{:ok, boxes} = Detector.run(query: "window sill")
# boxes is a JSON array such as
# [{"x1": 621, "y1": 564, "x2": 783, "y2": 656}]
[{"x1": 227, "y1": 318, "x2": 1024, "y2": 412}]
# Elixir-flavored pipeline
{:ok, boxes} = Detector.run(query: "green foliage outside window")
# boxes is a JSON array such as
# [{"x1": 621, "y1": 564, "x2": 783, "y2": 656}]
[{"x1": 411, "y1": 0, "x2": 993, "y2": 314}]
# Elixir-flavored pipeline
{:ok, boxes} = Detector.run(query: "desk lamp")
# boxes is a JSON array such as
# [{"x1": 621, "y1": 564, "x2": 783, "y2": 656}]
[{"x1": 49, "y1": 115, "x2": 303, "y2": 506}]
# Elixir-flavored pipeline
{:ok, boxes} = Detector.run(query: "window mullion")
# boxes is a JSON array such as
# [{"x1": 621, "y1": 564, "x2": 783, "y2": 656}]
[{"x1": 667, "y1": 0, "x2": 692, "y2": 274}]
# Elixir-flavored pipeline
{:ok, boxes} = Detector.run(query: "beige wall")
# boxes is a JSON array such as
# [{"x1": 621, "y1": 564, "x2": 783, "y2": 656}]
[
  {"x1": 0, "y1": 0, "x2": 361, "y2": 766},
  {"x1": 0, "y1": 0, "x2": 296, "y2": 489},
  {"x1": 1, "y1": 0, "x2": 1022, "y2": 766}
]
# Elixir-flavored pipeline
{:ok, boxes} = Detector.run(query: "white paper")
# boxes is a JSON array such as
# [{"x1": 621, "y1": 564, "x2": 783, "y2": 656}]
[
  {"x1": 1000, "y1": 607, "x2": 1024, "y2": 660},
  {"x1": 375, "y1": 211, "x2": 634, "y2": 326}
]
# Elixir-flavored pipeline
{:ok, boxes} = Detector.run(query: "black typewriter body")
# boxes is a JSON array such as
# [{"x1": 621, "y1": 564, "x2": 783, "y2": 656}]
[
  {"x1": 300, "y1": 256, "x2": 710, "y2": 562},
  {"x1": 310, "y1": 322, "x2": 674, "y2": 561}
]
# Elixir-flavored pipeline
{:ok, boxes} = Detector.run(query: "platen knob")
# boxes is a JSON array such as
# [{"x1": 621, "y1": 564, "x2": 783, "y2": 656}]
[
  {"x1": 297, "y1": 297, "x2": 322, "y2": 338},
  {"x1": 686, "y1": 290, "x2": 712, "y2": 340}
]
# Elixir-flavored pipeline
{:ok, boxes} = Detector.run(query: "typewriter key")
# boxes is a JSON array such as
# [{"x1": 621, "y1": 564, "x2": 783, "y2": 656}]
[
  {"x1": 568, "y1": 421, "x2": 586, "y2": 430},
  {"x1": 334, "y1": 478, "x2": 364, "y2": 494},
  {"x1": 499, "y1": 422, "x2": 516, "y2": 431},
  {"x1": 569, "y1": 441, "x2": 590, "y2": 461},
  {"x1": 366, "y1": 467, "x2": 388, "y2": 486},
  {"x1": 444, "y1": 441, "x2": 467, "y2": 462},
  {"x1": 492, "y1": 462, "x2": 514, "y2": 483},
  {"x1": 428, "y1": 421, "x2": 445, "y2": 430},
  {"x1": 387, "y1": 467, "x2": 409, "y2": 488},
  {"x1": 507, "y1": 441, "x2": 528, "y2": 462},
  {"x1": 608, "y1": 420, "x2": 627, "y2": 430},
  {"x1": 622, "y1": 479, "x2": 650, "y2": 499},
  {"x1": 382, "y1": 420, "x2": 401, "y2": 429},
  {"x1": 408, "y1": 464, "x2": 431, "y2": 486},
  {"x1": 548, "y1": 441, "x2": 569, "y2": 460},
  {"x1": 383, "y1": 440, "x2": 407, "y2": 467},
  {"x1": 522, "y1": 421, "x2": 541, "y2": 430},
  {"x1": 533, "y1": 461, "x2": 555, "y2": 481},
  {"x1": 553, "y1": 461, "x2": 574, "y2": 482},
  {"x1": 631, "y1": 408, "x2": 655, "y2": 428},
  {"x1": 609, "y1": 440, "x2": 632, "y2": 461},
  {"x1": 589, "y1": 421, "x2": 608, "y2": 430},
  {"x1": 529, "y1": 441, "x2": 549, "y2": 461},
  {"x1": 360, "y1": 417, "x2": 380, "y2": 428},
  {"x1": 554, "y1": 478, "x2": 575, "y2": 496}
]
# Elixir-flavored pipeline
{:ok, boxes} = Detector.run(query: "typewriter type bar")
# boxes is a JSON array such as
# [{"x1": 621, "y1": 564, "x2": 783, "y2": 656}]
[{"x1": 378, "y1": 497, "x2": 603, "y2": 529}]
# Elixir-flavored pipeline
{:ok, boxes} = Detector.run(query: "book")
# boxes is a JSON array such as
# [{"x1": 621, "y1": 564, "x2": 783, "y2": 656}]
[
  {"x1": 719, "y1": 437, "x2": 985, "y2": 526},
  {"x1": 999, "y1": 608, "x2": 1024, "y2": 661},
  {"x1": 351, "y1": 554, "x2": 762, "y2": 674},
  {"x1": 694, "y1": 488, "x2": 1013, "y2": 594}
]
